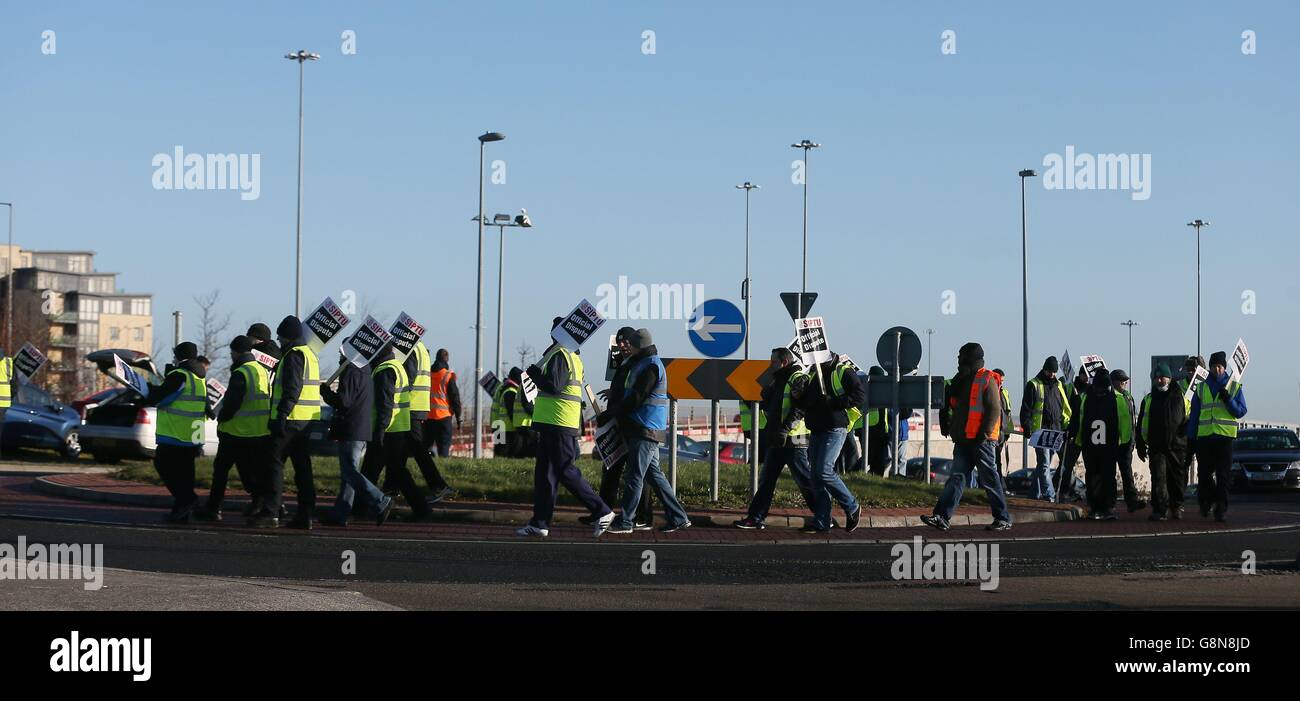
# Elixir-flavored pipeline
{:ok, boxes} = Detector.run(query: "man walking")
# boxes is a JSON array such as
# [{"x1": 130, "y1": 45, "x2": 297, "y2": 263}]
[
  {"x1": 1110, "y1": 369, "x2": 1147, "y2": 512},
  {"x1": 590, "y1": 328, "x2": 651, "y2": 530},
  {"x1": 195, "y1": 336, "x2": 269, "y2": 521},
  {"x1": 143, "y1": 342, "x2": 211, "y2": 524},
  {"x1": 798, "y1": 353, "x2": 864, "y2": 534},
  {"x1": 320, "y1": 347, "x2": 393, "y2": 526},
  {"x1": 516, "y1": 318, "x2": 614, "y2": 537},
  {"x1": 604, "y1": 329, "x2": 691, "y2": 535},
  {"x1": 1187, "y1": 351, "x2": 1247, "y2": 522},
  {"x1": 360, "y1": 345, "x2": 434, "y2": 522},
  {"x1": 1136, "y1": 364, "x2": 1189, "y2": 521},
  {"x1": 922, "y1": 342, "x2": 1012, "y2": 532},
  {"x1": 1070, "y1": 368, "x2": 1126, "y2": 520},
  {"x1": 424, "y1": 349, "x2": 461, "y2": 458},
  {"x1": 734, "y1": 347, "x2": 818, "y2": 529},
  {"x1": 250, "y1": 316, "x2": 322, "y2": 529},
  {"x1": 1019, "y1": 356, "x2": 1071, "y2": 501},
  {"x1": 0, "y1": 347, "x2": 14, "y2": 458},
  {"x1": 403, "y1": 339, "x2": 455, "y2": 503}
]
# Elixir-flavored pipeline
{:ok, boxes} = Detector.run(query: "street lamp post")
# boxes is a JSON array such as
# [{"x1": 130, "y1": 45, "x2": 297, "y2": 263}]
[
  {"x1": 1121, "y1": 320, "x2": 1140, "y2": 381},
  {"x1": 1, "y1": 202, "x2": 13, "y2": 350},
  {"x1": 1187, "y1": 220, "x2": 1209, "y2": 357},
  {"x1": 735, "y1": 181, "x2": 760, "y2": 495},
  {"x1": 284, "y1": 50, "x2": 319, "y2": 319},
  {"x1": 790, "y1": 141, "x2": 820, "y2": 318},
  {"x1": 924, "y1": 327, "x2": 933, "y2": 484},
  {"x1": 474, "y1": 131, "x2": 505, "y2": 460},
  {"x1": 1018, "y1": 168, "x2": 1038, "y2": 474}
]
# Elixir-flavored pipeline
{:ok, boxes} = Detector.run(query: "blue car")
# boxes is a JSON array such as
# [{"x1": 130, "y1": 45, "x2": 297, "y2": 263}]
[{"x1": 3, "y1": 381, "x2": 82, "y2": 460}]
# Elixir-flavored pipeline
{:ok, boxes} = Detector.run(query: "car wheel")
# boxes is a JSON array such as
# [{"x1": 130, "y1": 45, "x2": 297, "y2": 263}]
[{"x1": 61, "y1": 431, "x2": 82, "y2": 460}]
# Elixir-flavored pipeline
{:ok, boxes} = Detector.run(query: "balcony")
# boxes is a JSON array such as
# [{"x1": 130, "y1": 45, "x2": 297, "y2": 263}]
[{"x1": 49, "y1": 334, "x2": 77, "y2": 348}]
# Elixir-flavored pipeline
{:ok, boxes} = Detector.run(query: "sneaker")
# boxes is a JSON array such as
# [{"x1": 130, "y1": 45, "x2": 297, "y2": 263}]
[
  {"x1": 516, "y1": 523, "x2": 549, "y2": 537},
  {"x1": 164, "y1": 506, "x2": 193, "y2": 524},
  {"x1": 605, "y1": 521, "x2": 634, "y2": 535},
  {"x1": 985, "y1": 520, "x2": 1012, "y2": 531},
  {"x1": 592, "y1": 511, "x2": 616, "y2": 538},
  {"x1": 247, "y1": 512, "x2": 280, "y2": 529},
  {"x1": 428, "y1": 486, "x2": 457, "y2": 504},
  {"x1": 1170, "y1": 506, "x2": 1184, "y2": 521},
  {"x1": 375, "y1": 497, "x2": 394, "y2": 526},
  {"x1": 192, "y1": 506, "x2": 222, "y2": 522},
  {"x1": 285, "y1": 515, "x2": 313, "y2": 530},
  {"x1": 1127, "y1": 499, "x2": 1148, "y2": 513},
  {"x1": 1101, "y1": 511, "x2": 1118, "y2": 521},
  {"x1": 1200, "y1": 505, "x2": 1212, "y2": 518},
  {"x1": 633, "y1": 521, "x2": 654, "y2": 532},
  {"x1": 659, "y1": 520, "x2": 692, "y2": 534},
  {"x1": 845, "y1": 504, "x2": 862, "y2": 533},
  {"x1": 799, "y1": 524, "x2": 829, "y2": 534},
  {"x1": 920, "y1": 514, "x2": 949, "y2": 531},
  {"x1": 733, "y1": 517, "x2": 765, "y2": 530}
]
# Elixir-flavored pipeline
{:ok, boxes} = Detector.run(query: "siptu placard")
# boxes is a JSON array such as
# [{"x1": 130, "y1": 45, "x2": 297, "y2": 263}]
[
  {"x1": 594, "y1": 420, "x2": 628, "y2": 472},
  {"x1": 604, "y1": 335, "x2": 619, "y2": 382},
  {"x1": 206, "y1": 378, "x2": 226, "y2": 407},
  {"x1": 519, "y1": 372, "x2": 539, "y2": 404},
  {"x1": 479, "y1": 371, "x2": 500, "y2": 397},
  {"x1": 12, "y1": 342, "x2": 48, "y2": 381},
  {"x1": 304, "y1": 297, "x2": 351, "y2": 353},
  {"x1": 1028, "y1": 428, "x2": 1067, "y2": 452},
  {"x1": 252, "y1": 348, "x2": 279, "y2": 371},
  {"x1": 1079, "y1": 354, "x2": 1107, "y2": 380},
  {"x1": 794, "y1": 316, "x2": 831, "y2": 367},
  {"x1": 113, "y1": 354, "x2": 152, "y2": 397},
  {"x1": 387, "y1": 312, "x2": 426, "y2": 363},
  {"x1": 551, "y1": 298, "x2": 606, "y2": 352},
  {"x1": 341, "y1": 316, "x2": 393, "y2": 369},
  {"x1": 1229, "y1": 338, "x2": 1249, "y2": 380},
  {"x1": 1184, "y1": 366, "x2": 1209, "y2": 403}
]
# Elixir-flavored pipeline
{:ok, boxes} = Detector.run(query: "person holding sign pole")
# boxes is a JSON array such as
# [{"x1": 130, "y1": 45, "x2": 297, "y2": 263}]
[
  {"x1": 1055, "y1": 367, "x2": 1090, "y2": 501},
  {"x1": 403, "y1": 340, "x2": 455, "y2": 503},
  {"x1": 505, "y1": 367, "x2": 535, "y2": 458},
  {"x1": 250, "y1": 316, "x2": 323, "y2": 530},
  {"x1": 1136, "y1": 364, "x2": 1189, "y2": 521},
  {"x1": 517, "y1": 317, "x2": 614, "y2": 538},
  {"x1": 735, "y1": 347, "x2": 818, "y2": 529},
  {"x1": 798, "y1": 353, "x2": 864, "y2": 534},
  {"x1": 195, "y1": 336, "x2": 270, "y2": 522},
  {"x1": 1109, "y1": 369, "x2": 1147, "y2": 512},
  {"x1": 320, "y1": 347, "x2": 393, "y2": 526},
  {"x1": 590, "y1": 329, "x2": 651, "y2": 529},
  {"x1": 360, "y1": 345, "x2": 434, "y2": 522},
  {"x1": 1020, "y1": 356, "x2": 1072, "y2": 502},
  {"x1": 603, "y1": 329, "x2": 691, "y2": 535},
  {"x1": 143, "y1": 342, "x2": 210, "y2": 524},
  {"x1": 1186, "y1": 351, "x2": 1247, "y2": 522},
  {"x1": 923, "y1": 342, "x2": 1012, "y2": 532}
]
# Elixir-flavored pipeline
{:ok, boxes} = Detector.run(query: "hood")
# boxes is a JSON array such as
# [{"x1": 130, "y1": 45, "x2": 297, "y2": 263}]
[
  {"x1": 432, "y1": 357, "x2": 449, "y2": 372},
  {"x1": 254, "y1": 339, "x2": 282, "y2": 359}
]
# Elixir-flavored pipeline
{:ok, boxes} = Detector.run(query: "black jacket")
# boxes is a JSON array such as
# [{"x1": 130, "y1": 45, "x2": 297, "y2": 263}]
[
  {"x1": 216, "y1": 353, "x2": 257, "y2": 425},
  {"x1": 1070, "y1": 382, "x2": 1121, "y2": 450},
  {"x1": 1136, "y1": 386, "x2": 1188, "y2": 458},
  {"x1": 271, "y1": 342, "x2": 310, "y2": 428},
  {"x1": 614, "y1": 345, "x2": 665, "y2": 443},
  {"x1": 1020, "y1": 371, "x2": 1067, "y2": 431},
  {"x1": 322, "y1": 361, "x2": 373, "y2": 442},
  {"x1": 145, "y1": 358, "x2": 208, "y2": 408},
  {"x1": 800, "y1": 358, "x2": 865, "y2": 433},
  {"x1": 761, "y1": 363, "x2": 808, "y2": 448}
]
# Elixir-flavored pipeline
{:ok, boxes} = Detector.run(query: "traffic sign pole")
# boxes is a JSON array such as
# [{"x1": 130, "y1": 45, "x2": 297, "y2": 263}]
[
  {"x1": 710, "y1": 399, "x2": 720, "y2": 502},
  {"x1": 669, "y1": 400, "x2": 678, "y2": 491}
]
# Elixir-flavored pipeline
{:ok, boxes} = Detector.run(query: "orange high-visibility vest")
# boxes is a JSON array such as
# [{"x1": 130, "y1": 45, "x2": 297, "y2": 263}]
[
  {"x1": 429, "y1": 367, "x2": 455, "y2": 420},
  {"x1": 950, "y1": 368, "x2": 1001, "y2": 441}
]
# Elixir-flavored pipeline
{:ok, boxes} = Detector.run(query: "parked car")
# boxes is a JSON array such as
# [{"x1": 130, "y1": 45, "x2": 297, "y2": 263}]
[
  {"x1": 904, "y1": 456, "x2": 958, "y2": 483},
  {"x1": 715, "y1": 441, "x2": 748, "y2": 464},
  {"x1": 1004, "y1": 467, "x2": 1086, "y2": 498},
  {"x1": 78, "y1": 349, "x2": 218, "y2": 463},
  {"x1": 2, "y1": 381, "x2": 82, "y2": 459},
  {"x1": 592, "y1": 432, "x2": 712, "y2": 463},
  {"x1": 1230, "y1": 428, "x2": 1300, "y2": 491}
]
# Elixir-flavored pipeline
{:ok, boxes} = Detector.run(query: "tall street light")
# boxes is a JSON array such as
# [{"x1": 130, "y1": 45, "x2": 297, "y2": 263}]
[
  {"x1": 735, "y1": 182, "x2": 760, "y2": 359},
  {"x1": 1, "y1": 202, "x2": 12, "y2": 351},
  {"x1": 284, "y1": 49, "x2": 319, "y2": 318},
  {"x1": 474, "y1": 210, "x2": 533, "y2": 379},
  {"x1": 790, "y1": 141, "x2": 820, "y2": 318},
  {"x1": 1018, "y1": 168, "x2": 1038, "y2": 474},
  {"x1": 1121, "y1": 320, "x2": 1140, "y2": 381},
  {"x1": 474, "y1": 131, "x2": 505, "y2": 459},
  {"x1": 1187, "y1": 219, "x2": 1209, "y2": 356}
]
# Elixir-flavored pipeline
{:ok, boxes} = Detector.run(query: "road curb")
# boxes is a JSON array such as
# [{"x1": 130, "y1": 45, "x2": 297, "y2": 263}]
[{"x1": 31, "y1": 474, "x2": 1086, "y2": 529}]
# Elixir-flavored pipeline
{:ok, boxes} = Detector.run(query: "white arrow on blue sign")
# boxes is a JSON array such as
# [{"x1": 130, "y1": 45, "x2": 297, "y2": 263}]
[{"x1": 687, "y1": 299, "x2": 746, "y2": 358}]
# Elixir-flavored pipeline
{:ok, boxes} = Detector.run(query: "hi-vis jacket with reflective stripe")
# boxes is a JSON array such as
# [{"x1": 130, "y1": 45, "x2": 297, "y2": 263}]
[
  {"x1": 219, "y1": 361, "x2": 271, "y2": 438},
  {"x1": 373, "y1": 359, "x2": 412, "y2": 434},
  {"x1": 271, "y1": 345, "x2": 323, "y2": 422},
  {"x1": 1074, "y1": 391, "x2": 1133, "y2": 446},
  {"x1": 157, "y1": 368, "x2": 207, "y2": 445},
  {"x1": 0, "y1": 356, "x2": 12, "y2": 409},
  {"x1": 1192, "y1": 379, "x2": 1245, "y2": 439},
  {"x1": 407, "y1": 341, "x2": 432, "y2": 414},
  {"x1": 532, "y1": 346, "x2": 584, "y2": 429}
]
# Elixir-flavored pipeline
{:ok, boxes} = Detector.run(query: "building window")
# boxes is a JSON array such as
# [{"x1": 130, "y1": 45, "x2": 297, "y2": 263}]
[
  {"x1": 109, "y1": 326, "x2": 120, "y2": 341},
  {"x1": 133, "y1": 328, "x2": 143, "y2": 342}
]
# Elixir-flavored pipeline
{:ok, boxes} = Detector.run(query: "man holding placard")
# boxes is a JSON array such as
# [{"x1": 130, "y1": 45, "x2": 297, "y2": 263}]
[
  {"x1": 1019, "y1": 356, "x2": 1072, "y2": 502},
  {"x1": 1187, "y1": 350, "x2": 1248, "y2": 522},
  {"x1": 517, "y1": 316, "x2": 614, "y2": 538},
  {"x1": 799, "y1": 351, "x2": 864, "y2": 534},
  {"x1": 1137, "y1": 364, "x2": 1190, "y2": 521},
  {"x1": 251, "y1": 316, "x2": 324, "y2": 529},
  {"x1": 142, "y1": 342, "x2": 211, "y2": 524},
  {"x1": 360, "y1": 345, "x2": 434, "y2": 523}
]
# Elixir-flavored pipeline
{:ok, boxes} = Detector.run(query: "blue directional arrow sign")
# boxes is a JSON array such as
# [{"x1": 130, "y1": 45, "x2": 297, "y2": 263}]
[{"x1": 687, "y1": 299, "x2": 747, "y2": 358}]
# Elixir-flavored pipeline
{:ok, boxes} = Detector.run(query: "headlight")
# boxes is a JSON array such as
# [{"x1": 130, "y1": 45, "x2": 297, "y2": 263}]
[{"x1": 1287, "y1": 461, "x2": 1300, "y2": 474}]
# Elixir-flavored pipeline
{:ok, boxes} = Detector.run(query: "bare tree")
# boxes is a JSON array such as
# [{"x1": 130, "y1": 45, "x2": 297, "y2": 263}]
[
  {"x1": 516, "y1": 339, "x2": 534, "y2": 370},
  {"x1": 193, "y1": 289, "x2": 232, "y2": 381}
]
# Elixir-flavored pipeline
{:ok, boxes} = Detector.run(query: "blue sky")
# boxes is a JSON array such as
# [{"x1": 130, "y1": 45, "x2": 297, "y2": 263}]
[{"x1": 3, "y1": 1, "x2": 1297, "y2": 419}]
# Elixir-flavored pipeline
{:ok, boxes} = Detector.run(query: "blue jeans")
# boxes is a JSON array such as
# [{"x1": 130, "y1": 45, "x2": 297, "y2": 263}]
[
  {"x1": 808, "y1": 428, "x2": 859, "y2": 530},
  {"x1": 334, "y1": 440, "x2": 389, "y2": 521},
  {"x1": 615, "y1": 437, "x2": 689, "y2": 529},
  {"x1": 934, "y1": 440, "x2": 1011, "y2": 523},
  {"x1": 1031, "y1": 447, "x2": 1057, "y2": 500},
  {"x1": 891, "y1": 440, "x2": 909, "y2": 477},
  {"x1": 747, "y1": 445, "x2": 815, "y2": 522}
]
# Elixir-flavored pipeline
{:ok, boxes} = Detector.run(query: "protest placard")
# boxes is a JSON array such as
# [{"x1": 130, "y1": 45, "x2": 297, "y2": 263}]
[
  {"x1": 551, "y1": 298, "x2": 606, "y2": 352},
  {"x1": 303, "y1": 297, "x2": 351, "y2": 353},
  {"x1": 387, "y1": 312, "x2": 426, "y2": 363},
  {"x1": 794, "y1": 317, "x2": 831, "y2": 367}
]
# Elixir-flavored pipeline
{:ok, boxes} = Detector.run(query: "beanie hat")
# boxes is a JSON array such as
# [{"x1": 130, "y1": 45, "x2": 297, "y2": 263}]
[
  {"x1": 174, "y1": 342, "x2": 198, "y2": 361},
  {"x1": 1154, "y1": 363, "x2": 1172, "y2": 379},
  {"x1": 1043, "y1": 356, "x2": 1059, "y2": 373},
  {"x1": 276, "y1": 315, "x2": 303, "y2": 340},
  {"x1": 230, "y1": 335, "x2": 253, "y2": 354},
  {"x1": 247, "y1": 323, "x2": 273, "y2": 342},
  {"x1": 958, "y1": 342, "x2": 984, "y2": 364},
  {"x1": 632, "y1": 328, "x2": 653, "y2": 349},
  {"x1": 1209, "y1": 351, "x2": 1228, "y2": 367}
]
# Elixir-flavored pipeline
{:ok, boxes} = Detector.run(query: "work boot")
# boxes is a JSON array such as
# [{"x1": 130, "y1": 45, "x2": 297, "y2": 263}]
[{"x1": 193, "y1": 506, "x2": 222, "y2": 522}]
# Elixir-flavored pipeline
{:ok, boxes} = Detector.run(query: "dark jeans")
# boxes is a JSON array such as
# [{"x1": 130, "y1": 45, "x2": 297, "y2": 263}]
[
  {"x1": 360, "y1": 432, "x2": 430, "y2": 517},
  {"x1": 747, "y1": 444, "x2": 815, "y2": 522},
  {"x1": 424, "y1": 417, "x2": 455, "y2": 457},
  {"x1": 599, "y1": 453, "x2": 652, "y2": 525},
  {"x1": 1117, "y1": 444, "x2": 1141, "y2": 506},
  {"x1": 866, "y1": 427, "x2": 888, "y2": 475},
  {"x1": 530, "y1": 426, "x2": 609, "y2": 530},
  {"x1": 1194, "y1": 435, "x2": 1233, "y2": 517},
  {"x1": 1148, "y1": 448, "x2": 1187, "y2": 515},
  {"x1": 933, "y1": 440, "x2": 1010, "y2": 523},
  {"x1": 406, "y1": 416, "x2": 448, "y2": 491},
  {"x1": 265, "y1": 422, "x2": 313, "y2": 516},
  {"x1": 1057, "y1": 442, "x2": 1081, "y2": 499},
  {"x1": 1082, "y1": 445, "x2": 1118, "y2": 515},
  {"x1": 206, "y1": 434, "x2": 268, "y2": 510},
  {"x1": 154, "y1": 442, "x2": 200, "y2": 512}
]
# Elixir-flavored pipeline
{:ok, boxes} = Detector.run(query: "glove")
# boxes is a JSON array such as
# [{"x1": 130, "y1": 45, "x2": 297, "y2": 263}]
[{"x1": 526, "y1": 364, "x2": 543, "y2": 381}]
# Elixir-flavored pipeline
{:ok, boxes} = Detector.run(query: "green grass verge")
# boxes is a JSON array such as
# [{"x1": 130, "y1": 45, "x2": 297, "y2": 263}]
[{"x1": 113, "y1": 454, "x2": 986, "y2": 511}]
